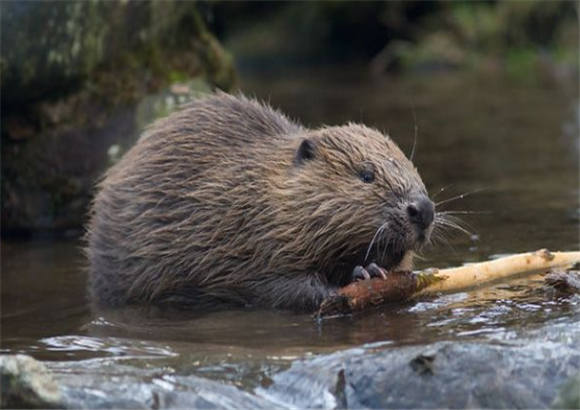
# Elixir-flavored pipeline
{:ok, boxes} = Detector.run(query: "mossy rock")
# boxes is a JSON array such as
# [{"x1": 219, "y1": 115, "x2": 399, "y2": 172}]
[
  {"x1": 1, "y1": 1, "x2": 236, "y2": 235},
  {"x1": 1, "y1": 2, "x2": 236, "y2": 107}
]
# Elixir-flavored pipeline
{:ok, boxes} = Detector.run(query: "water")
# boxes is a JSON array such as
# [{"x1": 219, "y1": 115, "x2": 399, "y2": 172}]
[{"x1": 2, "y1": 68, "x2": 579, "y2": 391}]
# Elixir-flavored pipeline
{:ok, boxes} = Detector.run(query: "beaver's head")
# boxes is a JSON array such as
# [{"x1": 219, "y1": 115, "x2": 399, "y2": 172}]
[{"x1": 285, "y1": 123, "x2": 434, "y2": 276}]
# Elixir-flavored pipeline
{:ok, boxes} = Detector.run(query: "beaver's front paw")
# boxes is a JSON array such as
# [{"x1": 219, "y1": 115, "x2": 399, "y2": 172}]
[{"x1": 352, "y1": 263, "x2": 388, "y2": 282}]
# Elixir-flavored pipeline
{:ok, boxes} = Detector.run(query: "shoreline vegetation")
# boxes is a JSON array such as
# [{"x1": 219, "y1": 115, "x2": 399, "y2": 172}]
[{"x1": 216, "y1": 1, "x2": 578, "y2": 81}]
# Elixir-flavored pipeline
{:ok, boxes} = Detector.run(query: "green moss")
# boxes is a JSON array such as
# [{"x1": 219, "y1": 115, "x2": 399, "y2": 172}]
[
  {"x1": 450, "y1": 2, "x2": 502, "y2": 52},
  {"x1": 444, "y1": 0, "x2": 577, "y2": 76},
  {"x1": 1, "y1": 1, "x2": 236, "y2": 107},
  {"x1": 1, "y1": 1, "x2": 237, "y2": 233},
  {"x1": 168, "y1": 70, "x2": 190, "y2": 84},
  {"x1": 504, "y1": 48, "x2": 540, "y2": 81}
]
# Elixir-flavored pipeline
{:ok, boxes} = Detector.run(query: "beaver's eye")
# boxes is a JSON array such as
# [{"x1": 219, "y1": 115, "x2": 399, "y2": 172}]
[{"x1": 360, "y1": 170, "x2": 375, "y2": 183}]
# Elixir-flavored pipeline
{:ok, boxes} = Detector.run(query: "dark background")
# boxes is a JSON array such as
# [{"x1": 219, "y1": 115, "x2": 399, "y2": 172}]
[{"x1": 1, "y1": 0, "x2": 578, "y2": 238}]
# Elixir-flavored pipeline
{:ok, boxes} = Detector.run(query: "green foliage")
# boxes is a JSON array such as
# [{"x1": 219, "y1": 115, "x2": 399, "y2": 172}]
[{"x1": 216, "y1": 0, "x2": 578, "y2": 76}]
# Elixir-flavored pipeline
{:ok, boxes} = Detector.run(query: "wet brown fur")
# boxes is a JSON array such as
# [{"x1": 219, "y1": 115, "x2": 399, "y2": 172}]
[{"x1": 87, "y1": 93, "x2": 429, "y2": 311}]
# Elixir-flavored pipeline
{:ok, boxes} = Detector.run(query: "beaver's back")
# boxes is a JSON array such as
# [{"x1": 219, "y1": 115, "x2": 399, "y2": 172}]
[{"x1": 87, "y1": 93, "x2": 302, "y2": 307}]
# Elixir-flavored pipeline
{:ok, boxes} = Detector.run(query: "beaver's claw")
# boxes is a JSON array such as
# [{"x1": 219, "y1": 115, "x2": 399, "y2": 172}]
[{"x1": 352, "y1": 263, "x2": 388, "y2": 282}]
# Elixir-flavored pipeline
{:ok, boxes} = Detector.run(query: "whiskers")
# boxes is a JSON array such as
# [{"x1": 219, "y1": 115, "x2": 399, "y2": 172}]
[
  {"x1": 430, "y1": 187, "x2": 487, "y2": 253},
  {"x1": 365, "y1": 187, "x2": 486, "y2": 262},
  {"x1": 364, "y1": 221, "x2": 390, "y2": 263},
  {"x1": 434, "y1": 213, "x2": 475, "y2": 238},
  {"x1": 435, "y1": 188, "x2": 486, "y2": 207}
]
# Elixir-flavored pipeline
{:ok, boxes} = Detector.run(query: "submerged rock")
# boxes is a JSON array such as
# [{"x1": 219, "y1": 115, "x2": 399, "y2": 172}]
[
  {"x1": 260, "y1": 337, "x2": 580, "y2": 409},
  {"x1": 0, "y1": 354, "x2": 62, "y2": 409},
  {"x1": 57, "y1": 371, "x2": 282, "y2": 409},
  {"x1": 545, "y1": 269, "x2": 580, "y2": 295},
  {"x1": 552, "y1": 371, "x2": 580, "y2": 409},
  {"x1": 3, "y1": 322, "x2": 579, "y2": 409},
  {"x1": 1, "y1": 354, "x2": 281, "y2": 409},
  {"x1": 49, "y1": 360, "x2": 282, "y2": 410}
]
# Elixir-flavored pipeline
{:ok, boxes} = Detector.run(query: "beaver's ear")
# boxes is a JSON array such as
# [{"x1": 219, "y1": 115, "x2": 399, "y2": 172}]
[{"x1": 295, "y1": 139, "x2": 316, "y2": 165}]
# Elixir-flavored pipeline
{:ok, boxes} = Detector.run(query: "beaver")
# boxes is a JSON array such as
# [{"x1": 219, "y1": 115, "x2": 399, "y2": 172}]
[{"x1": 87, "y1": 92, "x2": 435, "y2": 311}]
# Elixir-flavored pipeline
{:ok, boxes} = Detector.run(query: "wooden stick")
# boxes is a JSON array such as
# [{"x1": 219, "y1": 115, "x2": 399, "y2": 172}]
[
  {"x1": 316, "y1": 249, "x2": 580, "y2": 318},
  {"x1": 416, "y1": 249, "x2": 580, "y2": 296},
  {"x1": 315, "y1": 271, "x2": 441, "y2": 318}
]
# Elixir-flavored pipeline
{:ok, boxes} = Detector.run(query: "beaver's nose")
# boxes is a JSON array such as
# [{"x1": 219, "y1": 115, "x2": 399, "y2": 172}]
[{"x1": 407, "y1": 196, "x2": 434, "y2": 230}]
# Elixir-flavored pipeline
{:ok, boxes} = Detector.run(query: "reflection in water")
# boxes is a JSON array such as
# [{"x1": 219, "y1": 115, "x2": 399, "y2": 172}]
[
  {"x1": 40, "y1": 335, "x2": 178, "y2": 359},
  {"x1": 1, "y1": 69, "x2": 579, "y2": 389}
]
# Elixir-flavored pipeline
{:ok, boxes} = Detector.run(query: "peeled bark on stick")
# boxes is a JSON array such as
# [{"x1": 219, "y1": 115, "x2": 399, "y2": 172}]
[{"x1": 316, "y1": 249, "x2": 580, "y2": 318}]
